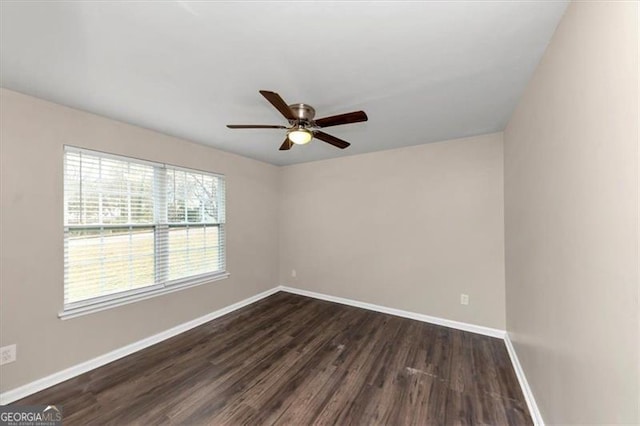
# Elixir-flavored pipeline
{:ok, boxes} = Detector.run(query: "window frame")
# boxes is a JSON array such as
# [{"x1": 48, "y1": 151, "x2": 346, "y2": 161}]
[{"x1": 60, "y1": 146, "x2": 229, "y2": 320}]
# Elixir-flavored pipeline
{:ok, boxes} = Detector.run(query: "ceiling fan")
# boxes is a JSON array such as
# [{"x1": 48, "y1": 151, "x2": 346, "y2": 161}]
[{"x1": 227, "y1": 90, "x2": 368, "y2": 151}]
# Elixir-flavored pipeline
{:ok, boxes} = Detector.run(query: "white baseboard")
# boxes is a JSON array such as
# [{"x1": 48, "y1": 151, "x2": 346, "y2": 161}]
[
  {"x1": 279, "y1": 286, "x2": 544, "y2": 422},
  {"x1": 3, "y1": 284, "x2": 539, "y2": 426},
  {"x1": 278, "y1": 285, "x2": 506, "y2": 339},
  {"x1": 504, "y1": 333, "x2": 544, "y2": 425},
  {"x1": 0, "y1": 286, "x2": 281, "y2": 405}
]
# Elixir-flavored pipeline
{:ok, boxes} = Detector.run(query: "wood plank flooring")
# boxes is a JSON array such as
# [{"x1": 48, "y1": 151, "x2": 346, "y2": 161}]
[{"x1": 15, "y1": 292, "x2": 532, "y2": 425}]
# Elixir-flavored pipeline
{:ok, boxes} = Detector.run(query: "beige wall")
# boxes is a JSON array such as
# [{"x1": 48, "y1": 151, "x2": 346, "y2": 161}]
[
  {"x1": 0, "y1": 89, "x2": 280, "y2": 391},
  {"x1": 279, "y1": 133, "x2": 505, "y2": 329},
  {"x1": 1, "y1": 89, "x2": 507, "y2": 395},
  {"x1": 504, "y1": 2, "x2": 639, "y2": 424},
  {"x1": 3, "y1": 7, "x2": 637, "y2": 421}
]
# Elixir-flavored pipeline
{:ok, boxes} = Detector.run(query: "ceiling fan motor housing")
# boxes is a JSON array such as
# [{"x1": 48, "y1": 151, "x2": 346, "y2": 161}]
[{"x1": 289, "y1": 103, "x2": 316, "y2": 125}]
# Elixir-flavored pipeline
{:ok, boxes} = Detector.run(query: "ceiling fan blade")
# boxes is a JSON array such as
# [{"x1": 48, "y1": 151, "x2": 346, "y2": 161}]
[
  {"x1": 227, "y1": 124, "x2": 287, "y2": 129},
  {"x1": 314, "y1": 131, "x2": 351, "y2": 149},
  {"x1": 279, "y1": 138, "x2": 293, "y2": 151},
  {"x1": 314, "y1": 111, "x2": 368, "y2": 128},
  {"x1": 259, "y1": 90, "x2": 296, "y2": 121}
]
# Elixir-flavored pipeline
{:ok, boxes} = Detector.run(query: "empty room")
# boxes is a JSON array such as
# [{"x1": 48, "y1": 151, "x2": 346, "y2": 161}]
[{"x1": 0, "y1": 1, "x2": 638, "y2": 425}]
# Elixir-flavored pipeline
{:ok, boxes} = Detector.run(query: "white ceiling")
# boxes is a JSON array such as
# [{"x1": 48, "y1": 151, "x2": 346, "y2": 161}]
[{"x1": 1, "y1": 1, "x2": 568, "y2": 166}]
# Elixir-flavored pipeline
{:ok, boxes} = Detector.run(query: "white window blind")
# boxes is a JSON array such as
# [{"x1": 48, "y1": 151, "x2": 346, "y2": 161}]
[{"x1": 63, "y1": 147, "x2": 226, "y2": 315}]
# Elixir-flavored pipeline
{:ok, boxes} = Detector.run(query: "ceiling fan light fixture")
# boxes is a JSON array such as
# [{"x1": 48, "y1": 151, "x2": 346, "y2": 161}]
[
  {"x1": 227, "y1": 90, "x2": 366, "y2": 151},
  {"x1": 288, "y1": 128, "x2": 313, "y2": 145}
]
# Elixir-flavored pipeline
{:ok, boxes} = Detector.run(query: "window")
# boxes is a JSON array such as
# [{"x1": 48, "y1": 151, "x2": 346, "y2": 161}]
[{"x1": 62, "y1": 146, "x2": 227, "y2": 318}]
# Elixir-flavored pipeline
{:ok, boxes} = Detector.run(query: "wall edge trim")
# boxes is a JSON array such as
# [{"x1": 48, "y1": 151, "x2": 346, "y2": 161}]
[
  {"x1": 504, "y1": 332, "x2": 545, "y2": 425},
  {"x1": 3, "y1": 284, "x2": 540, "y2": 426},
  {"x1": 279, "y1": 285, "x2": 506, "y2": 338},
  {"x1": 0, "y1": 286, "x2": 280, "y2": 405}
]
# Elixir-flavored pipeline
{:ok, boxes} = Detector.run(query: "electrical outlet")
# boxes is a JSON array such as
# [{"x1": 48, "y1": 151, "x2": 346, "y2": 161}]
[
  {"x1": 460, "y1": 294, "x2": 469, "y2": 305},
  {"x1": 0, "y1": 344, "x2": 16, "y2": 365},
  {"x1": 291, "y1": 269, "x2": 297, "y2": 278}
]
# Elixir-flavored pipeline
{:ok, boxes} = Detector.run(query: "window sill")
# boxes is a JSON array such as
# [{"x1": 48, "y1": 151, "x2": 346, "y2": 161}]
[{"x1": 59, "y1": 272, "x2": 230, "y2": 320}]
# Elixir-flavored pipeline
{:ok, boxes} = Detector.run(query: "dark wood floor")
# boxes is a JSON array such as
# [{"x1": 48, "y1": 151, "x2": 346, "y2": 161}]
[{"x1": 16, "y1": 292, "x2": 531, "y2": 425}]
